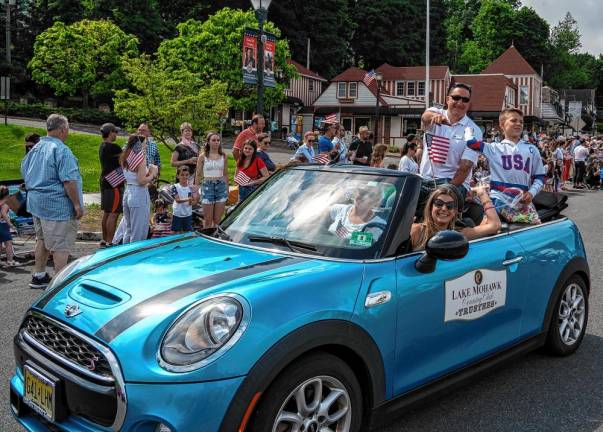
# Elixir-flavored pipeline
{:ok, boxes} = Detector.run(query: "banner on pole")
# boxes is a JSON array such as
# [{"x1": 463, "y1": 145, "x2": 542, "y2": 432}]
[
  {"x1": 242, "y1": 29, "x2": 259, "y2": 85},
  {"x1": 242, "y1": 28, "x2": 277, "y2": 88}
]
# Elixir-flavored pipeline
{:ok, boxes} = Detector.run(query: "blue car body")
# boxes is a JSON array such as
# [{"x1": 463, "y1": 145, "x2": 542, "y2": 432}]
[{"x1": 10, "y1": 166, "x2": 590, "y2": 431}]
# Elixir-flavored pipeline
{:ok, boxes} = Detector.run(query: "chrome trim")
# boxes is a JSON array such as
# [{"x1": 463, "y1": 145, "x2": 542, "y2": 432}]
[
  {"x1": 365, "y1": 291, "x2": 392, "y2": 308},
  {"x1": 21, "y1": 331, "x2": 114, "y2": 384},
  {"x1": 25, "y1": 311, "x2": 127, "y2": 432},
  {"x1": 502, "y1": 256, "x2": 524, "y2": 266},
  {"x1": 157, "y1": 293, "x2": 251, "y2": 373}
]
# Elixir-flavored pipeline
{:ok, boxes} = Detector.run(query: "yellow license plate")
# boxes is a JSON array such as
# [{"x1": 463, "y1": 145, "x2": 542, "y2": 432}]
[{"x1": 23, "y1": 366, "x2": 55, "y2": 421}]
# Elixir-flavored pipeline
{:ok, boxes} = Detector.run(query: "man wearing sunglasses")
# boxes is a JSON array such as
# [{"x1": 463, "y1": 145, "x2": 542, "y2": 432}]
[{"x1": 419, "y1": 83, "x2": 482, "y2": 194}]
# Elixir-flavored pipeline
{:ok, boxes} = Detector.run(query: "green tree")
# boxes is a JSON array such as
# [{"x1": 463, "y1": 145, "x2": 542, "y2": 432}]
[
  {"x1": 114, "y1": 55, "x2": 230, "y2": 148},
  {"x1": 157, "y1": 8, "x2": 296, "y2": 113},
  {"x1": 512, "y1": 6, "x2": 550, "y2": 73},
  {"x1": 550, "y1": 12, "x2": 582, "y2": 54},
  {"x1": 28, "y1": 20, "x2": 139, "y2": 106}
]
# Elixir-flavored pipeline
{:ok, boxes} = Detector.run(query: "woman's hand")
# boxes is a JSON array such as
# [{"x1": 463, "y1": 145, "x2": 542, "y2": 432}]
[{"x1": 471, "y1": 185, "x2": 490, "y2": 200}]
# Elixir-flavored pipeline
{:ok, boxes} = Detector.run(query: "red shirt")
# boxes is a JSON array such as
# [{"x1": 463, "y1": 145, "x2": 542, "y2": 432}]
[
  {"x1": 234, "y1": 127, "x2": 258, "y2": 151},
  {"x1": 238, "y1": 157, "x2": 266, "y2": 180}
]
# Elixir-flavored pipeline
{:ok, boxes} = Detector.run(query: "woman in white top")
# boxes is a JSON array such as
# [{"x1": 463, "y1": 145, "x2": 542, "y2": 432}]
[
  {"x1": 195, "y1": 132, "x2": 229, "y2": 228},
  {"x1": 398, "y1": 140, "x2": 419, "y2": 174},
  {"x1": 121, "y1": 135, "x2": 158, "y2": 243}
]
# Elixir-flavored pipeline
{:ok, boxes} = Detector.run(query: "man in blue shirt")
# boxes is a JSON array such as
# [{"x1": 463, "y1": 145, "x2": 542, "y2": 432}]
[
  {"x1": 21, "y1": 114, "x2": 83, "y2": 289},
  {"x1": 318, "y1": 123, "x2": 335, "y2": 154}
]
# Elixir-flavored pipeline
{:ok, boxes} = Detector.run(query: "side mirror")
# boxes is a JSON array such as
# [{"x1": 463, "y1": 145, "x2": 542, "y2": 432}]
[{"x1": 415, "y1": 230, "x2": 469, "y2": 274}]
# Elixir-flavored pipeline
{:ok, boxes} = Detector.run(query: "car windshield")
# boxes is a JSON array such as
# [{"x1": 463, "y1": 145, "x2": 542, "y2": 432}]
[{"x1": 220, "y1": 168, "x2": 406, "y2": 259}]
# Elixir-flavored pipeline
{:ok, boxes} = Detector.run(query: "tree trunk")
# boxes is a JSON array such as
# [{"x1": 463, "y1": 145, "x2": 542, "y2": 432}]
[{"x1": 82, "y1": 89, "x2": 89, "y2": 109}]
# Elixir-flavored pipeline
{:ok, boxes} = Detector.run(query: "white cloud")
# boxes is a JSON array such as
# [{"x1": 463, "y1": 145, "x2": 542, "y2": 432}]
[{"x1": 521, "y1": 0, "x2": 603, "y2": 56}]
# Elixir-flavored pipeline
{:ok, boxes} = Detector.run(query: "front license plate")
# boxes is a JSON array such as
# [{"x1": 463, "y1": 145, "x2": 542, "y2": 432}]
[{"x1": 23, "y1": 365, "x2": 55, "y2": 422}]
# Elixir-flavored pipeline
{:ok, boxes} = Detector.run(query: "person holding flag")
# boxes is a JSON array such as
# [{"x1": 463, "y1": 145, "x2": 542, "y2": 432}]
[
  {"x1": 120, "y1": 135, "x2": 158, "y2": 243},
  {"x1": 98, "y1": 123, "x2": 124, "y2": 248},
  {"x1": 420, "y1": 82, "x2": 482, "y2": 222},
  {"x1": 420, "y1": 83, "x2": 481, "y2": 191}
]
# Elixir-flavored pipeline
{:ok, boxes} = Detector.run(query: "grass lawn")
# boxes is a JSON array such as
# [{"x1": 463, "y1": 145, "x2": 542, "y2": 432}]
[{"x1": 0, "y1": 124, "x2": 237, "y2": 192}]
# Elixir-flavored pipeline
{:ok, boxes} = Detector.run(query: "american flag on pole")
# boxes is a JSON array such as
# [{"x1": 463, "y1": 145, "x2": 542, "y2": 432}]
[
  {"x1": 425, "y1": 133, "x2": 450, "y2": 164},
  {"x1": 104, "y1": 167, "x2": 125, "y2": 188},
  {"x1": 126, "y1": 147, "x2": 145, "y2": 170},
  {"x1": 325, "y1": 113, "x2": 338, "y2": 124},
  {"x1": 363, "y1": 70, "x2": 376, "y2": 87},
  {"x1": 234, "y1": 170, "x2": 252, "y2": 186},
  {"x1": 313, "y1": 154, "x2": 331, "y2": 165},
  {"x1": 335, "y1": 220, "x2": 349, "y2": 238}
]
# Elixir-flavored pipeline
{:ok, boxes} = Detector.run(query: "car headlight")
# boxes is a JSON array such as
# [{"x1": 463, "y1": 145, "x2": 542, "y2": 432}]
[
  {"x1": 47, "y1": 255, "x2": 93, "y2": 291},
  {"x1": 158, "y1": 295, "x2": 250, "y2": 372}
]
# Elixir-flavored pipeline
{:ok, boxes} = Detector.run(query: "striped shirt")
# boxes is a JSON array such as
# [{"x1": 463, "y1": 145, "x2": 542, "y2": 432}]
[{"x1": 21, "y1": 136, "x2": 83, "y2": 221}]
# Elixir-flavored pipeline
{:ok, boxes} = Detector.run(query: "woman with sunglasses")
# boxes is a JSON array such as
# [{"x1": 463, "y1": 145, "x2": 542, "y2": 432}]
[
  {"x1": 410, "y1": 184, "x2": 500, "y2": 251},
  {"x1": 398, "y1": 140, "x2": 419, "y2": 174},
  {"x1": 291, "y1": 131, "x2": 317, "y2": 163},
  {"x1": 256, "y1": 133, "x2": 276, "y2": 173}
]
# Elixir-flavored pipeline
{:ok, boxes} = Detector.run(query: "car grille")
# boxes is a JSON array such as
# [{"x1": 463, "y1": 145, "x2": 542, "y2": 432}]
[{"x1": 23, "y1": 315, "x2": 113, "y2": 378}]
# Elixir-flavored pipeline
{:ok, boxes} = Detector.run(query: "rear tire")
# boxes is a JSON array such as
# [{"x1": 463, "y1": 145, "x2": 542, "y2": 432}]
[
  {"x1": 249, "y1": 352, "x2": 363, "y2": 432},
  {"x1": 545, "y1": 275, "x2": 588, "y2": 356}
]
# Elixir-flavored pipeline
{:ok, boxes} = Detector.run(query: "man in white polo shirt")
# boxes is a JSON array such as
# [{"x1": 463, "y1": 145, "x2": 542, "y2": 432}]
[
  {"x1": 573, "y1": 140, "x2": 590, "y2": 188},
  {"x1": 420, "y1": 83, "x2": 481, "y2": 192}
]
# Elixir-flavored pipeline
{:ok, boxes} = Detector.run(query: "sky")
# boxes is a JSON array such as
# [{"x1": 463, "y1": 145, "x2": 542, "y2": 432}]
[{"x1": 521, "y1": 0, "x2": 603, "y2": 57}]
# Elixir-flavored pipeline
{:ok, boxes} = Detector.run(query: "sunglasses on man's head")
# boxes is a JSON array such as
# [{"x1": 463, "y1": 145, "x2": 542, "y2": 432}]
[
  {"x1": 450, "y1": 95, "x2": 471, "y2": 103},
  {"x1": 433, "y1": 199, "x2": 457, "y2": 210}
]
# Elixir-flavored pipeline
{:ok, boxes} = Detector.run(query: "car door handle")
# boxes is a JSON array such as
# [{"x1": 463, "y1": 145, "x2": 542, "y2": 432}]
[
  {"x1": 365, "y1": 291, "x2": 392, "y2": 308},
  {"x1": 502, "y1": 256, "x2": 524, "y2": 266}
]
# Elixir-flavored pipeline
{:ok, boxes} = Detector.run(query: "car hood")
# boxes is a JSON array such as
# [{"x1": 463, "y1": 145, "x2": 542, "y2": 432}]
[{"x1": 32, "y1": 234, "x2": 310, "y2": 344}]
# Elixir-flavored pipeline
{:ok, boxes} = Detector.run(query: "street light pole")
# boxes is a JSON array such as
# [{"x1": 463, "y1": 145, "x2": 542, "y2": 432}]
[
  {"x1": 251, "y1": 0, "x2": 272, "y2": 116},
  {"x1": 374, "y1": 71, "x2": 383, "y2": 146}
]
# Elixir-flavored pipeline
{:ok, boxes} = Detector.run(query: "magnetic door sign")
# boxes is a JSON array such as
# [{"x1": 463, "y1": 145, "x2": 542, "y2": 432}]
[
  {"x1": 444, "y1": 269, "x2": 507, "y2": 322},
  {"x1": 263, "y1": 33, "x2": 276, "y2": 89},
  {"x1": 243, "y1": 29, "x2": 258, "y2": 85}
]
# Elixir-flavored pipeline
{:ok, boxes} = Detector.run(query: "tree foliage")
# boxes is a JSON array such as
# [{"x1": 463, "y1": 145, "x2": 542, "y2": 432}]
[
  {"x1": 28, "y1": 20, "x2": 138, "y2": 104},
  {"x1": 157, "y1": 8, "x2": 296, "y2": 113},
  {"x1": 114, "y1": 55, "x2": 230, "y2": 148},
  {"x1": 550, "y1": 12, "x2": 582, "y2": 54}
]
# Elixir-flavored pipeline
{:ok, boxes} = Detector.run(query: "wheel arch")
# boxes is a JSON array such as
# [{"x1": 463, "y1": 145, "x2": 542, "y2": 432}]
[
  {"x1": 543, "y1": 256, "x2": 590, "y2": 332},
  {"x1": 219, "y1": 319, "x2": 386, "y2": 432}
]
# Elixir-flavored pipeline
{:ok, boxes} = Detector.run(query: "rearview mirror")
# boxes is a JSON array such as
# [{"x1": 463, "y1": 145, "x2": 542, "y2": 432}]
[{"x1": 415, "y1": 230, "x2": 469, "y2": 273}]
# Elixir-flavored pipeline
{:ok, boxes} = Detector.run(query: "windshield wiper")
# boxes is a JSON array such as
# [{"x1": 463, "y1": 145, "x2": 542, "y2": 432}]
[
  {"x1": 248, "y1": 235, "x2": 322, "y2": 255},
  {"x1": 201, "y1": 225, "x2": 231, "y2": 240}
]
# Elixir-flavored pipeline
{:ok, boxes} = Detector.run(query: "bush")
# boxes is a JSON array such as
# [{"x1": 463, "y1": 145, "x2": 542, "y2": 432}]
[{"x1": 5, "y1": 102, "x2": 121, "y2": 125}]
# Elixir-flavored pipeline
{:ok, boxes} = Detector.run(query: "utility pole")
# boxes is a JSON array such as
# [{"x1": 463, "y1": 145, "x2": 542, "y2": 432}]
[{"x1": 425, "y1": 0, "x2": 430, "y2": 110}]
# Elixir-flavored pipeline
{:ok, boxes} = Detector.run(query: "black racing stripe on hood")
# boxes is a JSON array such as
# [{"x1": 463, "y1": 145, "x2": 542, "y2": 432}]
[
  {"x1": 36, "y1": 235, "x2": 198, "y2": 309},
  {"x1": 94, "y1": 256, "x2": 306, "y2": 343}
]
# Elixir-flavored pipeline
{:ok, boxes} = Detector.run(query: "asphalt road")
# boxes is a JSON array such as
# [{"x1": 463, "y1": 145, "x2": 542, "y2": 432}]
[{"x1": 1, "y1": 188, "x2": 602, "y2": 431}]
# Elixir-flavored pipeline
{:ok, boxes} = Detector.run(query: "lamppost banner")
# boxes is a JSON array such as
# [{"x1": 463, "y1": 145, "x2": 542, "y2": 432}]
[
  {"x1": 242, "y1": 28, "x2": 277, "y2": 88},
  {"x1": 242, "y1": 29, "x2": 258, "y2": 85}
]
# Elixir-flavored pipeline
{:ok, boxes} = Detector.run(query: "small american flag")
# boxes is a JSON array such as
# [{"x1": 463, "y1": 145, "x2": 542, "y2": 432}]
[
  {"x1": 313, "y1": 154, "x2": 331, "y2": 165},
  {"x1": 234, "y1": 170, "x2": 252, "y2": 186},
  {"x1": 363, "y1": 70, "x2": 376, "y2": 86},
  {"x1": 325, "y1": 113, "x2": 338, "y2": 124},
  {"x1": 104, "y1": 167, "x2": 125, "y2": 188},
  {"x1": 425, "y1": 133, "x2": 450, "y2": 164},
  {"x1": 127, "y1": 147, "x2": 145, "y2": 171},
  {"x1": 335, "y1": 220, "x2": 349, "y2": 238}
]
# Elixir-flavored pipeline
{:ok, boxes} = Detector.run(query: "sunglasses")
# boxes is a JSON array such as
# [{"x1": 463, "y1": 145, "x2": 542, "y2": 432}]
[
  {"x1": 307, "y1": 139, "x2": 316, "y2": 143},
  {"x1": 450, "y1": 95, "x2": 471, "y2": 103},
  {"x1": 433, "y1": 199, "x2": 457, "y2": 210}
]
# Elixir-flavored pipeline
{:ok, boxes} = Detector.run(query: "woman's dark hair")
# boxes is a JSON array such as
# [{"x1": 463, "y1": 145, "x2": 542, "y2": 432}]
[
  {"x1": 120, "y1": 135, "x2": 145, "y2": 170},
  {"x1": 25, "y1": 133, "x2": 40, "y2": 144},
  {"x1": 154, "y1": 198, "x2": 166, "y2": 210},
  {"x1": 0, "y1": 185, "x2": 8, "y2": 200},
  {"x1": 238, "y1": 139, "x2": 258, "y2": 168},
  {"x1": 204, "y1": 132, "x2": 224, "y2": 157},
  {"x1": 401, "y1": 140, "x2": 417, "y2": 156}
]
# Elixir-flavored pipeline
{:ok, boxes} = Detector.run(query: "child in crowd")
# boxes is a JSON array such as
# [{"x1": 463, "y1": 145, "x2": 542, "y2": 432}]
[
  {"x1": 466, "y1": 108, "x2": 545, "y2": 208},
  {"x1": 170, "y1": 166, "x2": 198, "y2": 233},
  {"x1": 0, "y1": 186, "x2": 16, "y2": 266},
  {"x1": 151, "y1": 199, "x2": 173, "y2": 238}
]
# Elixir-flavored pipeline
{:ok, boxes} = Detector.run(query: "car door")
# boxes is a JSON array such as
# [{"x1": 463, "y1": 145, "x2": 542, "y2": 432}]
[{"x1": 392, "y1": 235, "x2": 526, "y2": 395}]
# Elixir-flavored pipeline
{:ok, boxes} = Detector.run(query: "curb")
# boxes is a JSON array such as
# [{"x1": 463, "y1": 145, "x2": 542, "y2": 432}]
[{"x1": 77, "y1": 231, "x2": 101, "y2": 242}]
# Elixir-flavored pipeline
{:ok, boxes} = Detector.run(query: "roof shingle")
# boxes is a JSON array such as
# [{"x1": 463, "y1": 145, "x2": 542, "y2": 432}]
[
  {"x1": 481, "y1": 45, "x2": 538, "y2": 76},
  {"x1": 452, "y1": 74, "x2": 517, "y2": 112}
]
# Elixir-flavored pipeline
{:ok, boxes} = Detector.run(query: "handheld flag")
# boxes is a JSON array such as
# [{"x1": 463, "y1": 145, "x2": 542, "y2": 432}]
[
  {"x1": 313, "y1": 154, "x2": 331, "y2": 165},
  {"x1": 234, "y1": 171, "x2": 252, "y2": 186},
  {"x1": 425, "y1": 133, "x2": 450, "y2": 164},
  {"x1": 104, "y1": 167, "x2": 125, "y2": 188},
  {"x1": 325, "y1": 113, "x2": 338, "y2": 124},
  {"x1": 126, "y1": 147, "x2": 145, "y2": 171}
]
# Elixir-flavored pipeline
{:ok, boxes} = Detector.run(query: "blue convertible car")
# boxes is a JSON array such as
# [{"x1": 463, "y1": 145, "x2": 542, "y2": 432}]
[{"x1": 10, "y1": 165, "x2": 590, "y2": 432}]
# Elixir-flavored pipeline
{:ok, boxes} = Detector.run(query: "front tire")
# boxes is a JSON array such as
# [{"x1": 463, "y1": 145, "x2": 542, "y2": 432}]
[
  {"x1": 250, "y1": 352, "x2": 363, "y2": 432},
  {"x1": 545, "y1": 275, "x2": 588, "y2": 356}
]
